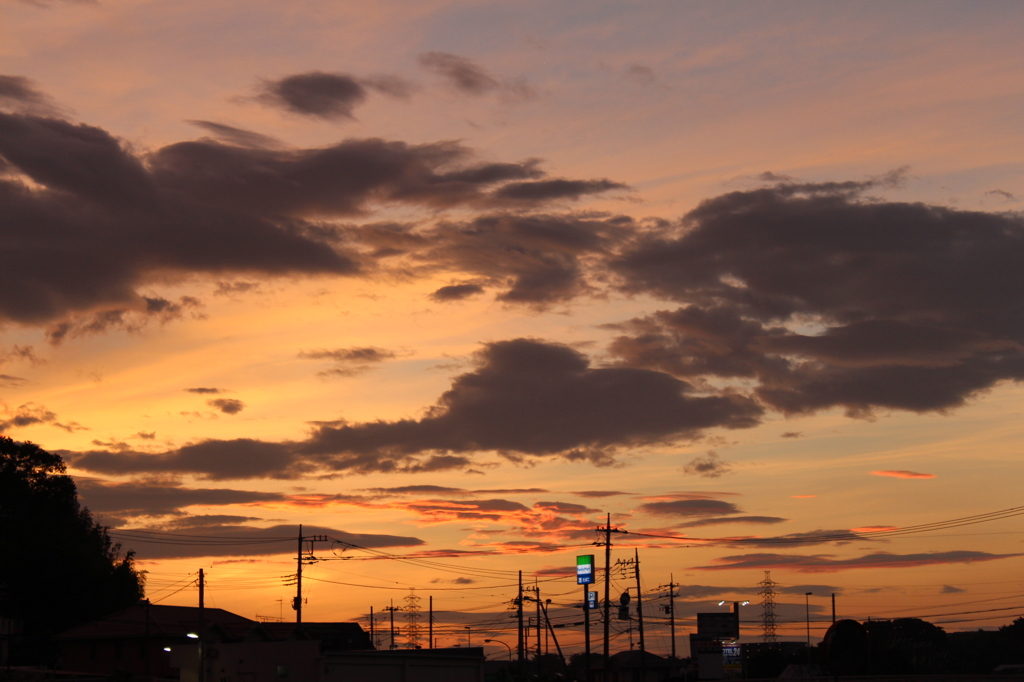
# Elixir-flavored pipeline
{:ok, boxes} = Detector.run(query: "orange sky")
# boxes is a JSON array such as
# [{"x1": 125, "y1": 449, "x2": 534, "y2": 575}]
[{"x1": 2, "y1": 0, "x2": 1024, "y2": 658}]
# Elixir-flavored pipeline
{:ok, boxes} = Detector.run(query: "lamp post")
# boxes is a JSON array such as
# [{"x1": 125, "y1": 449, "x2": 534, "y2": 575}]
[
  {"x1": 465, "y1": 625, "x2": 472, "y2": 648},
  {"x1": 485, "y1": 639, "x2": 513, "y2": 661},
  {"x1": 804, "y1": 592, "x2": 813, "y2": 654}
]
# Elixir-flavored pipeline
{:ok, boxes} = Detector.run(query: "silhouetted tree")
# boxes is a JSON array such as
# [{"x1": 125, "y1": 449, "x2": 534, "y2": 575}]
[
  {"x1": 0, "y1": 436, "x2": 144, "y2": 663},
  {"x1": 863, "y1": 617, "x2": 948, "y2": 674}
]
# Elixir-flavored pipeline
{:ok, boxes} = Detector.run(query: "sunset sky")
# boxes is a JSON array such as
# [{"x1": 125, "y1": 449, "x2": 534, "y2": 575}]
[{"x1": 3, "y1": 0, "x2": 1024, "y2": 658}]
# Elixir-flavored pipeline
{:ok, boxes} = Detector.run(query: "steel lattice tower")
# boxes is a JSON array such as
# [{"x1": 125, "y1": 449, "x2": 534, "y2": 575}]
[
  {"x1": 403, "y1": 588, "x2": 422, "y2": 648},
  {"x1": 758, "y1": 570, "x2": 778, "y2": 643}
]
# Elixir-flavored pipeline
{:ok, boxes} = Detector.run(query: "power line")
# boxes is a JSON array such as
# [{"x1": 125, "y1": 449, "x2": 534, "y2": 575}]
[{"x1": 614, "y1": 504, "x2": 1024, "y2": 546}]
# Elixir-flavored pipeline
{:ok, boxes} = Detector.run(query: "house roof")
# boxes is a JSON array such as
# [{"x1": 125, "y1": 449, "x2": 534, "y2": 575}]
[
  {"x1": 248, "y1": 622, "x2": 374, "y2": 651},
  {"x1": 56, "y1": 603, "x2": 256, "y2": 640},
  {"x1": 56, "y1": 606, "x2": 374, "y2": 653},
  {"x1": 609, "y1": 649, "x2": 673, "y2": 668}
]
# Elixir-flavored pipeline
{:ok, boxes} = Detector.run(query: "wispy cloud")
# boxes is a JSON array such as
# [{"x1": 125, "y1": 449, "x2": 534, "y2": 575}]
[
  {"x1": 697, "y1": 550, "x2": 1021, "y2": 573},
  {"x1": 871, "y1": 470, "x2": 936, "y2": 479}
]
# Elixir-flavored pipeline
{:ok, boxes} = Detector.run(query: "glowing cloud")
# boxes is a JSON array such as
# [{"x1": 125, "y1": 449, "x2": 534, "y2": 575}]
[{"x1": 871, "y1": 470, "x2": 936, "y2": 479}]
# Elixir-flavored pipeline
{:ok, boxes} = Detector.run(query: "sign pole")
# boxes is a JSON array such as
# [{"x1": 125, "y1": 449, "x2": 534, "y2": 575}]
[
  {"x1": 576, "y1": 554, "x2": 596, "y2": 682},
  {"x1": 583, "y1": 584, "x2": 592, "y2": 682}
]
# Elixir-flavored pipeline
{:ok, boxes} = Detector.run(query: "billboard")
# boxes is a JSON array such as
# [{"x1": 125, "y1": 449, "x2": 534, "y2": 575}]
[
  {"x1": 697, "y1": 612, "x2": 739, "y2": 640},
  {"x1": 576, "y1": 555, "x2": 595, "y2": 585}
]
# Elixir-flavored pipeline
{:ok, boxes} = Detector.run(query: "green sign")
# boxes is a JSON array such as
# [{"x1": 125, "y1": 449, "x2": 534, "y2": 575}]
[{"x1": 576, "y1": 554, "x2": 595, "y2": 585}]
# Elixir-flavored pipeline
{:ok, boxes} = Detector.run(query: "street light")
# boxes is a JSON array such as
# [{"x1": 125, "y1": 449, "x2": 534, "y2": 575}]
[
  {"x1": 804, "y1": 592, "x2": 813, "y2": 649},
  {"x1": 465, "y1": 625, "x2": 472, "y2": 648},
  {"x1": 485, "y1": 639, "x2": 513, "y2": 661}
]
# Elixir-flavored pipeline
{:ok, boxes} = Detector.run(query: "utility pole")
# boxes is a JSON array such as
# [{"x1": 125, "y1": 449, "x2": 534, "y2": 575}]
[
  {"x1": 383, "y1": 600, "x2": 402, "y2": 650},
  {"x1": 369, "y1": 606, "x2": 375, "y2": 648},
  {"x1": 517, "y1": 571, "x2": 525, "y2": 672},
  {"x1": 295, "y1": 525, "x2": 302, "y2": 624},
  {"x1": 599, "y1": 513, "x2": 613, "y2": 669},
  {"x1": 634, "y1": 550, "x2": 647, "y2": 682},
  {"x1": 534, "y1": 581, "x2": 542, "y2": 677},
  {"x1": 198, "y1": 568, "x2": 205, "y2": 682},
  {"x1": 658, "y1": 574, "x2": 678, "y2": 659},
  {"x1": 293, "y1": 525, "x2": 328, "y2": 624},
  {"x1": 633, "y1": 549, "x2": 645, "y2": 655},
  {"x1": 429, "y1": 596, "x2": 433, "y2": 649},
  {"x1": 582, "y1": 582, "x2": 592, "y2": 682},
  {"x1": 615, "y1": 552, "x2": 647, "y2": 679},
  {"x1": 832, "y1": 593, "x2": 836, "y2": 624},
  {"x1": 540, "y1": 598, "x2": 566, "y2": 669}
]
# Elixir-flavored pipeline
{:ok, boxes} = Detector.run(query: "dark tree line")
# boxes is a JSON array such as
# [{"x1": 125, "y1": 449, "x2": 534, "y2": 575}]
[
  {"x1": 818, "y1": 616, "x2": 1024, "y2": 676},
  {"x1": 1, "y1": 436, "x2": 144, "y2": 664}
]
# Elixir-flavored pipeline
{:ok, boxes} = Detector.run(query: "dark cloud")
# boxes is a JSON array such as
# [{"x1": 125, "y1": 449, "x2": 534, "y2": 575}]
[
  {"x1": 609, "y1": 179, "x2": 1024, "y2": 417},
  {"x1": 0, "y1": 374, "x2": 27, "y2": 387},
  {"x1": 208, "y1": 398, "x2": 245, "y2": 415},
  {"x1": 382, "y1": 497, "x2": 542, "y2": 524},
  {"x1": 492, "y1": 179, "x2": 627, "y2": 202},
  {"x1": 624, "y1": 64, "x2": 655, "y2": 86},
  {"x1": 359, "y1": 75, "x2": 415, "y2": 99},
  {"x1": 1, "y1": 345, "x2": 43, "y2": 365},
  {"x1": 65, "y1": 439, "x2": 301, "y2": 480},
  {"x1": 299, "y1": 346, "x2": 397, "y2": 378},
  {"x1": 430, "y1": 283, "x2": 484, "y2": 302},
  {"x1": 300, "y1": 347, "x2": 394, "y2": 361},
  {"x1": 417, "y1": 214, "x2": 632, "y2": 305},
  {"x1": 985, "y1": 189, "x2": 1015, "y2": 201},
  {"x1": 301, "y1": 338, "x2": 762, "y2": 465},
  {"x1": 214, "y1": 280, "x2": 261, "y2": 296},
  {"x1": 417, "y1": 52, "x2": 501, "y2": 95},
  {"x1": 698, "y1": 550, "x2": 1023, "y2": 573},
  {"x1": 780, "y1": 431, "x2": 803, "y2": 439},
  {"x1": 45, "y1": 296, "x2": 204, "y2": 344},
  {"x1": 674, "y1": 515, "x2": 787, "y2": 529},
  {"x1": 0, "y1": 114, "x2": 356, "y2": 326},
  {"x1": 66, "y1": 338, "x2": 762, "y2": 479},
  {"x1": 682, "y1": 451, "x2": 731, "y2": 478},
  {"x1": 637, "y1": 499, "x2": 741, "y2": 517},
  {"x1": 718, "y1": 529, "x2": 864, "y2": 548},
  {"x1": 113, "y1": 522, "x2": 423, "y2": 560},
  {"x1": 187, "y1": 120, "x2": 282, "y2": 149},
  {"x1": 676, "y1": 585, "x2": 748, "y2": 599},
  {"x1": 257, "y1": 72, "x2": 368, "y2": 119},
  {"x1": 186, "y1": 387, "x2": 224, "y2": 394},
  {"x1": 256, "y1": 72, "x2": 414, "y2": 120},
  {"x1": 0, "y1": 75, "x2": 57, "y2": 115},
  {"x1": 361, "y1": 485, "x2": 472, "y2": 497},
  {"x1": 533, "y1": 501, "x2": 599, "y2": 514},
  {"x1": 573, "y1": 490, "x2": 631, "y2": 498},
  {"x1": 0, "y1": 402, "x2": 85, "y2": 433},
  {"x1": 473, "y1": 488, "x2": 549, "y2": 494},
  {"x1": 940, "y1": 585, "x2": 966, "y2": 594},
  {"x1": 167, "y1": 514, "x2": 264, "y2": 527},
  {"x1": 0, "y1": 107, "x2": 618, "y2": 330},
  {"x1": 777, "y1": 584, "x2": 844, "y2": 595},
  {"x1": 76, "y1": 478, "x2": 286, "y2": 518}
]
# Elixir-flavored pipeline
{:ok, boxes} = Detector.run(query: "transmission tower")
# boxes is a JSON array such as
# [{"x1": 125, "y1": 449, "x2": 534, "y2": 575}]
[
  {"x1": 758, "y1": 571, "x2": 778, "y2": 644},
  {"x1": 403, "y1": 588, "x2": 422, "y2": 648}
]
